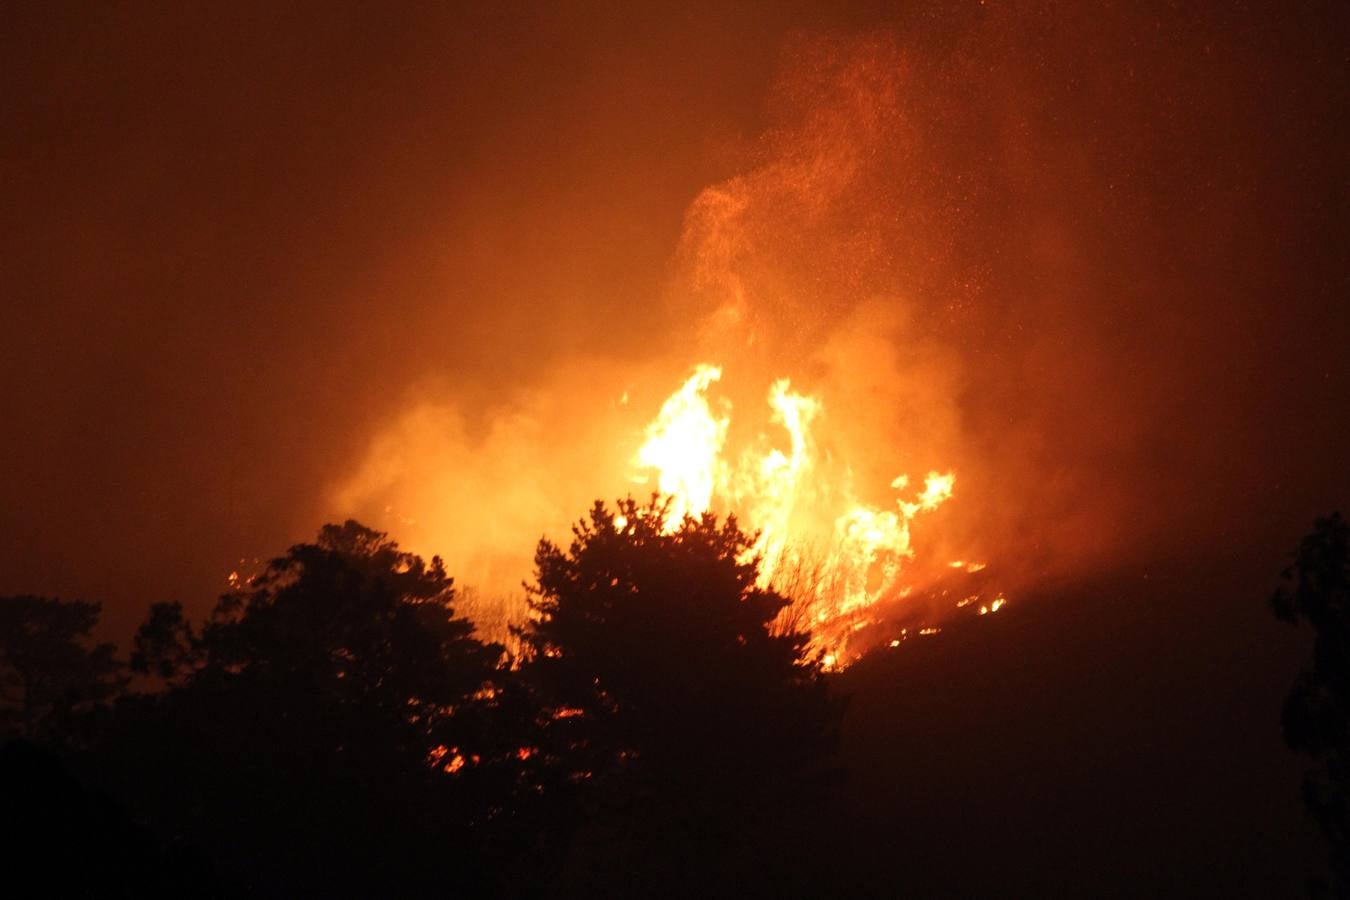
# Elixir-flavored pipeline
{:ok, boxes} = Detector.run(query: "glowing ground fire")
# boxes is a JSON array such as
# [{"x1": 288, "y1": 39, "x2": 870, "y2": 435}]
[{"x1": 630, "y1": 364, "x2": 996, "y2": 668}]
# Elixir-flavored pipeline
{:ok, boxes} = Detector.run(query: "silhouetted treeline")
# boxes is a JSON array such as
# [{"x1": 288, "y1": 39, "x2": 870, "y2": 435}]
[
  {"x1": 0, "y1": 499, "x2": 841, "y2": 897},
  {"x1": 1274, "y1": 512, "x2": 1350, "y2": 898}
]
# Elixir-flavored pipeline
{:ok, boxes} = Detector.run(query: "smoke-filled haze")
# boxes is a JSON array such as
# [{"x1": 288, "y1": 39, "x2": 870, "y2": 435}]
[{"x1": 2, "y1": 2, "x2": 1346, "y2": 641}]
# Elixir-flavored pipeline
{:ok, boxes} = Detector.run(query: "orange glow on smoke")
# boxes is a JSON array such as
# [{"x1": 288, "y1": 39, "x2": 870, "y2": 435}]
[{"x1": 329, "y1": 37, "x2": 1022, "y2": 670}]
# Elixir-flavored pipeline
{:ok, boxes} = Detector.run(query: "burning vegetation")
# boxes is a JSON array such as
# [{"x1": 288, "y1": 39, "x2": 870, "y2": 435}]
[
  {"x1": 628, "y1": 362, "x2": 1000, "y2": 668},
  {"x1": 3, "y1": 1, "x2": 1346, "y2": 894},
  {"x1": 331, "y1": 36, "x2": 1007, "y2": 662}
]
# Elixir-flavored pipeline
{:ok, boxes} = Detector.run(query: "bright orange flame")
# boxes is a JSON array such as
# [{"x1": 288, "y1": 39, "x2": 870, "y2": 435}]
[
  {"x1": 949, "y1": 559, "x2": 987, "y2": 573},
  {"x1": 633, "y1": 364, "x2": 963, "y2": 664},
  {"x1": 978, "y1": 596, "x2": 1007, "y2": 616},
  {"x1": 744, "y1": 379, "x2": 820, "y2": 578},
  {"x1": 633, "y1": 364, "x2": 728, "y2": 527}
]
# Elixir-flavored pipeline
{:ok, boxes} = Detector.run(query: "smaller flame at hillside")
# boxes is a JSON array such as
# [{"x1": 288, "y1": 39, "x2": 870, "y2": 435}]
[{"x1": 630, "y1": 364, "x2": 997, "y2": 668}]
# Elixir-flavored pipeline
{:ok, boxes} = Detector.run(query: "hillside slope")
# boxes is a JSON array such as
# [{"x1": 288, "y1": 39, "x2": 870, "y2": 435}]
[{"x1": 825, "y1": 552, "x2": 1323, "y2": 897}]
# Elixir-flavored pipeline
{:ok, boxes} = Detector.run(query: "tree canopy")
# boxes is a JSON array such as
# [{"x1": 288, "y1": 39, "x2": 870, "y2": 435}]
[
  {"x1": 5, "y1": 510, "x2": 849, "y2": 896},
  {"x1": 518, "y1": 497, "x2": 844, "y2": 892},
  {"x1": 523, "y1": 495, "x2": 841, "y2": 794},
  {"x1": 108, "y1": 521, "x2": 522, "y2": 896},
  {"x1": 0, "y1": 595, "x2": 124, "y2": 741}
]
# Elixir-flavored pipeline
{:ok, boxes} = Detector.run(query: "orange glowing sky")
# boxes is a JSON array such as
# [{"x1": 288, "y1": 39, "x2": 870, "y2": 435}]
[{"x1": 1, "y1": 3, "x2": 1346, "y2": 642}]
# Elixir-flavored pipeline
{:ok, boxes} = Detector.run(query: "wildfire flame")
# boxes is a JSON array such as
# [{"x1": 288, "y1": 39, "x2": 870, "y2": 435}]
[
  {"x1": 632, "y1": 364, "x2": 966, "y2": 666},
  {"x1": 634, "y1": 364, "x2": 729, "y2": 526}
]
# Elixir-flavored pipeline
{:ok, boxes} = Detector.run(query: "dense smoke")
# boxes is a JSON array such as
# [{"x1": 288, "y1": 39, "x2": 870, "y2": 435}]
[
  {"x1": 333, "y1": 37, "x2": 969, "y2": 630},
  {"x1": 332, "y1": 16, "x2": 1350, "y2": 632},
  {"x1": 3, "y1": 4, "x2": 1345, "y2": 639}
]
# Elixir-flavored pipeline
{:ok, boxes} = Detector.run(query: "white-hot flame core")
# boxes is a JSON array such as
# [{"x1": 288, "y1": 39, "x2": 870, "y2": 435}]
[{"x1": 634, "y1": 364, "x2": 728, "y2": 527}]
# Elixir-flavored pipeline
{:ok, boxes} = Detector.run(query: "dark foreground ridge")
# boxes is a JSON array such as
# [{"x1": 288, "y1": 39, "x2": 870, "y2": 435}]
[{"x1": 1, "y1": 507, "x2": 1340, "y2": 897}]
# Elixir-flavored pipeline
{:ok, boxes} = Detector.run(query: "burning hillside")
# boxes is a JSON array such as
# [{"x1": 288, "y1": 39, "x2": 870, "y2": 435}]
[
  {"x1": 628, "y1": 363, "x2": 1001, "y2": 666},
  {"x1": 332, "y1": 36, "x2": 1010, "y2": 661}
]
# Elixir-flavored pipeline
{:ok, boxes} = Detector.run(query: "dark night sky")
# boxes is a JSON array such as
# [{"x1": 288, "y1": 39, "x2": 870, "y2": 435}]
[{"x1": 1, "y1": 1, "x2": 1347, "y2": 641}]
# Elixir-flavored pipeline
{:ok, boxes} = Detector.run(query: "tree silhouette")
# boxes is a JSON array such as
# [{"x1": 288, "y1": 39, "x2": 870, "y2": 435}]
[
  {"x1": 520, "y1": 497, "x2": 843, "y2": 889},
  {"x1": 104, "y1": 521, "x2": 530, "y2": 896},
  {"x1": 1274, "y1": 512, "x2": 1350, "y2": 895},
  {"x1": 0, "y1": 595, "x2": 125, "y2": 742},
  {"x1": 130, "y1": 600, "x2": 201, "y2": 683}
]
